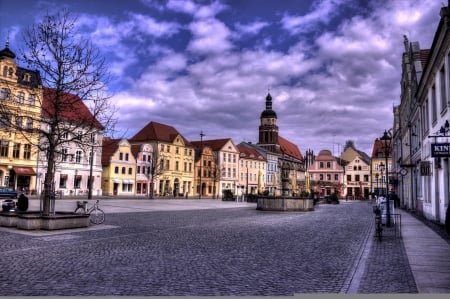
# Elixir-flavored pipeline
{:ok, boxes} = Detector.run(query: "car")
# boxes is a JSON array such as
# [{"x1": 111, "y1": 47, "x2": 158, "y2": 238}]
[
  {"x1": 0, "y1": 186, "x2": 18, "y2": 198},
  {"x1": 1, "y1": 199, "x2": 16, "y2": 212}
]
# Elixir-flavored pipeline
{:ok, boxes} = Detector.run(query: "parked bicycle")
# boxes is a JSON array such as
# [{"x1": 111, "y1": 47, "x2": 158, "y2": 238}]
[
  {"x1": 74, "y1": 200, "x2": 105, "y2": 224},
  {"x1": 373, "y1": 205, "x2": 383, "y2": 241}
]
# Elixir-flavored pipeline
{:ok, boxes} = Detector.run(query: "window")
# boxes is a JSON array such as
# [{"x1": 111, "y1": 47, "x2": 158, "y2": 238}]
[
  {"x1": 114, "y1": 166, "x2": 119, "y2": 174},
  {"x1": 165, "y1": 160, "x2": 169, "y2": 170},
  {"x1": 347, "y1": 174, "x2": 351, "y2": 182},
  {"x1": 319, "y1": 162, "x2": 324, "y2": 168},
  {"x1": 137, "y1": 166, "x2": 141, "y2": 174},
  {"x1": 121, "y1": 167, "x2": 125, "y2": 174},
  {"x1": 319, "y1": 174, "x2": 323, "y2": 180},
  {"x1": 0, "y1": 113, "x2": 11, "y2": 127},
  {"x1": 128, "y1": 168, "x2": 132, "y2": 175},
  {"x1": 61, "y1": 148, "x2": 68, "y2": 162},
  {"x1": 326, "y1": 162, "x2": 331, "y2": 168},
  {"x1": 334, "y1": 174, "x2": 339, "y2": 181},
  {"x1": 75, "y1": 150, "x2": 82, "y2": 163},
  {"x1": 125, "y1": 153, "x2": 129, "y2": 161},
  {"x1": 119, "y1": 152, "x2": 123, "y2": 160},
  {"x1": 16, "y1": 91, "x2": 24, "y2": 104},
  {"x1": 167, "y1": 146, "x2": 170, "y2": 153},
  {"x1": 13, "y1": 143, "x2": 20, "y2": 158},
  {"x1": 355, "y1": 175, "x2": 360, "y2": 182},
  {"x1": 432, "y1": 85, "x2": 437, "y2": 122},
  {"x1": 27, "y1": 94, "x2": 35, "y2": 106},
  {"x1": 161, "y1": 144, "x2": 164, "y2": 152},
  {"x1": 76, "y1": 130, "x2": 82, "y2": 141},
  {"x1": 88, "y1": 151, "x2": 93, "y2": 165},
  {"x1": 176, "y1": 147, "x2": 179, "y2": 154},
  {"x1": 62, "y1": 132, "x2": 69, "y2": 140},
  {"x1": 59, "y1": 174, "x2": 67, "y2": 188},
  {"x1": 15, "y1": 116, "x2": 22, "y2": 128},
  {"x1": 184, "y1": 162, "x2": 187, "y2": 172},
  {"x1": 440, "y1": 65, "x2": 447, "y2": 113},
  {"x1": 175, "y1": 161, "x2": 179, "y2": 171},
  {"x1": 26, "y1": 117, "x2": 33, "y2": 130},
  {"x1": 327, "y1": 174, "x2": 331, "y2": 180},
  {"x1": 0, "y1": 88, "x2": 11, "y2": 100},
  {"x1": 0, "y1": 141, "x2": 9, "y2": 157},
  {"x1": 23, "y1": 144, "x2": 31, "y2": 160}
]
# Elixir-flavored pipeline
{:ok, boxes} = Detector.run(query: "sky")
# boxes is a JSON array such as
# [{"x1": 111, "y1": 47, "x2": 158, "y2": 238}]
[{"x1": 0, "y1": 0, "x2": 444, "y2": 157}]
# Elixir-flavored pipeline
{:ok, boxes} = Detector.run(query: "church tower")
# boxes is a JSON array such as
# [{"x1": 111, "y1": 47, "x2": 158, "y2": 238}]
[{"x1": 257, "y1": 92, "x2": 280, "y2": 153}]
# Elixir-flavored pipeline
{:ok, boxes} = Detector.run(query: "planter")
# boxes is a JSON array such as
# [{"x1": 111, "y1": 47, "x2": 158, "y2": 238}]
[
  {"x1": 6, "y1": 212, "x2": 91, "y2": 231},
  {"x1": 256, "y1": 197, "x2": 314, "y2": 211},
  {"x1": 0, "y1": 212, "x2": 18, "y2": 227}
]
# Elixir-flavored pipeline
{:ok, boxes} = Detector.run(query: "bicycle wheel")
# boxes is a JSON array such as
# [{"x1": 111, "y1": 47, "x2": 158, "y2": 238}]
[
  {"x1": 74, "y1": 207, "x2": 85, "y2": 214},
  {"x1": 90, "y1": 208, "x2": 105, "y2": 224}
]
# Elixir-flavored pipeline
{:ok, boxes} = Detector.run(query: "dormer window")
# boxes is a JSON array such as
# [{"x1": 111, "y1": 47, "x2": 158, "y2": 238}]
[{"x1": 23, "y1": 73, "x2": 31, "y2": 82}]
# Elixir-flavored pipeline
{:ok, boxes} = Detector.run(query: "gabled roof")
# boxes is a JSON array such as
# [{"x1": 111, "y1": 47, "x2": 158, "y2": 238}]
[
  {"x1": 130, "y1": 121, "x2": 191, "y2": 146},
  {"x1": 101, "y1": 137, "x2": 120, "y2": 166},
  {"x1": 237, "y1": 144, "x2": 266, "y2": 161},
  {"x1": 278, "y1": 135, "x2": 303, "y2": 161},
  {"x1": 190, "y1": 138, "x2": 235, "y2": 151},
  {"x1": 42, "y1": 88, "x2": 104, "y2": 129},
  {"x1": 371, "y1": 139, "x2": 392, "y2": 158}
]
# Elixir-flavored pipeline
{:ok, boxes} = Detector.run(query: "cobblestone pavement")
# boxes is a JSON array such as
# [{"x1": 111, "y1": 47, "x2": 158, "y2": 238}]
[{"x1": 0, "y1": 202, "x2": 416, "y2": 296}]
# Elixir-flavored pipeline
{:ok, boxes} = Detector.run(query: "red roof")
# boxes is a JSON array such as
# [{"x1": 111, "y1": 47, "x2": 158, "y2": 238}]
[
  {"x1": 190, "y1": 138, "x2": 233, "y2": 151},
  {"x1": 42, "y1": 88, "x2": 104, "y2": 129},
  {"x1": 419, "y1": 49, "x2": 430, "y2": 69},
  {"x1": 278, "y1": 135, "x2": 303, "y2": 160},
  {"x1": 237, "y1": 145, "x2": 265, "y2": 161},
  {"x1": 130, "y1": 121, "x2": 191, "y2": 146},
  {"x1": 101, "y1": 137, "x2": 120, "y2": 166}
]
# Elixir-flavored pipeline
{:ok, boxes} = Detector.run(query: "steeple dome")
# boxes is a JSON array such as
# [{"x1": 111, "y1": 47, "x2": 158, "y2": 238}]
[
  {"x1": 260, "y1": 92, "x2": 277, "y2": 118},
  {"x1": 0, "y1": 39, "x2": 16, "y2": 59}
]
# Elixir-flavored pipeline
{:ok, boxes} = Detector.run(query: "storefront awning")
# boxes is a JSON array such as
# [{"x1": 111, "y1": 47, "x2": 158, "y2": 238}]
[{"x1": 13, "y1": 167, "x2": 36, "y2": 176}]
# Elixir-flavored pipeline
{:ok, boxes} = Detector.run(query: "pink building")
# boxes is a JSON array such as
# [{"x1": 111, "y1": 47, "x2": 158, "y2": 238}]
[{"x1": 307, "y1": 149, "x2": 345, "y2": 197}]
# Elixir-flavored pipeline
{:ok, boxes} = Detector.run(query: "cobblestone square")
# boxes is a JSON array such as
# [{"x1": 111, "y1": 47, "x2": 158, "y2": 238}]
[{"x1": 0, "y1": 202, "x2": 416, "y2": 295}]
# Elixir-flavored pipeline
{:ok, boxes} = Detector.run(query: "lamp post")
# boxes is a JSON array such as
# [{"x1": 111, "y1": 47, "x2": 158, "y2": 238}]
[
  {"x1": 379, "y1": 162, "x2": 384, "y2": 196},
  {"x1": 375, "y1": 173, "x2": 379, "y2": 197},
  {"x1": 380, "y1": 130, "x2": 392, "y2": 227},
  {"x1": 199, "y1": 131, "x2": 204, "y2": 199}
]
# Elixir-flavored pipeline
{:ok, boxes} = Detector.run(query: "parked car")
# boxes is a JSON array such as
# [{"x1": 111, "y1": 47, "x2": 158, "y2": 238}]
[
  {"x1": 2, "y1": 199, "x2": 16, "y2": 212},
  {"x1": 0, "y1": 186, "x2": 18, "y2": 198}
]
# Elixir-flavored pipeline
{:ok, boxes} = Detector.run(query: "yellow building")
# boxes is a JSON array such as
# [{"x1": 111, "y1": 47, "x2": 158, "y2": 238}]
[
  {"x1": 0, "y1": 43, "x2": 42, "y2": 193},
  {"x1": 130, "y1": 121, "x2": 194, "y2": 197},
  {"x1": 101, "y1": 138, "x2": 136, "y2": 196}
]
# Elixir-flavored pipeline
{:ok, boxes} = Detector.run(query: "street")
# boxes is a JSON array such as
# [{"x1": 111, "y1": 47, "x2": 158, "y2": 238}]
[{"x1": 0, "y1": 200, "x2": 416, "y2": 295}]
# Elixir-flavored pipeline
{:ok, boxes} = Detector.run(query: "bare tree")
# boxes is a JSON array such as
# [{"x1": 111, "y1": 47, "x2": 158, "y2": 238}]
[{"x1": 16, "y1": 10, "x2": 115, "y2": 215}]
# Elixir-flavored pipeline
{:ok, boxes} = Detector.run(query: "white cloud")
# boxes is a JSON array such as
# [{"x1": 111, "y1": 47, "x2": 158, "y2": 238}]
[{"x1": 187, "y1": 18, "x2": 233, "y2": 55}]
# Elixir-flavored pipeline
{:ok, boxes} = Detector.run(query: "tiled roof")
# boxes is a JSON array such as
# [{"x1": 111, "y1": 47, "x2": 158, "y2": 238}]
[
  {"x1": 315, "y1": 149, "x2": 333, "y2": 161},
  {"x1": 42, "y1": 88, "x2": 104, "y2": 129},
  {"x1": 419, "y1": 49, "x2": 430, "y2": 69},
  {"x1": 101, "y1": 137, "x2": 120, "y2": 166},
  {"x1": 130, "y1": 121, "x2": 191, "y2": 146},
  {"x1": 237, "y1": 145, "x2": 266, "y2": 161},
  {"x1": 371, "y1": 139, "x2": 392, "y2": 158},
  {"x1": 278, "y1": 135, "x2": 303, "y2": 160},
  {"x1": 190, "y1": 138, "x2": 233, "y2": 151},
  {"x1": 130, "y1": 144, "x2": 142, "y2": 159}
]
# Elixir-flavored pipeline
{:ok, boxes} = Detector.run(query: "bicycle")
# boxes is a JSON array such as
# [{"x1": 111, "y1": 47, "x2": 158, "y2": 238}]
[
  {"x1": 373, "y1": 206, "x2": 383, "y2": 242},
  {"x1": 74, "y1": 200, "x2": 105, "y2": 224}
]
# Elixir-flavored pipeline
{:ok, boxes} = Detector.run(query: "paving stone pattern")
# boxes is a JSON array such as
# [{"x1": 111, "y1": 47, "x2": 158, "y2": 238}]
[{"x1": 0, "y1": 202, "x2": 416, "y2": 295}]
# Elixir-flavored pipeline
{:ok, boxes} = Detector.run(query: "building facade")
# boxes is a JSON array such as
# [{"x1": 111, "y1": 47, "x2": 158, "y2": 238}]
[
  {"x1": 101, "y1": 138, "x2": 136, "y2": 196},
  {"x1": 0, "y1": 43, "x2": 41, "y2": 193},
  {"x1": 130, "y1": 121, "x2": 195, "y2": 197},
  {"x1": 308, "y1": 149, "x2": 344, "y2": 197},
  {"x1": 237, "y1": 143, "x2": 267, "y2": 197}
]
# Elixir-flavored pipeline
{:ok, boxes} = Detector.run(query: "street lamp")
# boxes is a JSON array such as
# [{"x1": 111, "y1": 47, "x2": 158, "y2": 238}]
[
  {"x1": 375, "y1": 173, "x2": 379, "y2": 197},
  {"x1": 380, "y1": 130, "x2": 392, "y2": 227},
  {"x1": 199, "y1": 131, "x2": 204, "y2": 199}
]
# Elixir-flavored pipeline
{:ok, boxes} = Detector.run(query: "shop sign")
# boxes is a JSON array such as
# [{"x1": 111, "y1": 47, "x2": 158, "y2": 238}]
[
  {"x1": 431, "y1": 143, "x2": 450, "y2": 157},
  {"x1": 420, "y1": 161, "x2": 431, "y2": 176}
]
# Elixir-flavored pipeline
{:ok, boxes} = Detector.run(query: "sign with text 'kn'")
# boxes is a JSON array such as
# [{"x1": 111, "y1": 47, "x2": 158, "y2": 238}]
[{"x1": 431, "y1": 143, "x2": 450, "y2": 157}]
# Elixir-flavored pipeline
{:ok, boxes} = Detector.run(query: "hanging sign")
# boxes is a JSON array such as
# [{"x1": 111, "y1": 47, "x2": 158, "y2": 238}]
[{"x1": 431, "y1": 143, "x2": 450, "y2": 157}]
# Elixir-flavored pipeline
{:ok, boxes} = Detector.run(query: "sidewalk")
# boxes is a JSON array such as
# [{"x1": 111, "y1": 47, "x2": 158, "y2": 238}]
[{"x1": 400, "y1": 209, "x2": 450, "y2": 293}]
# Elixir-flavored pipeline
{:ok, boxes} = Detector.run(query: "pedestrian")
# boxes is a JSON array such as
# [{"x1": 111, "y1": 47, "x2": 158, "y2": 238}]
[
  {"x1": 391, "y1": 192, "x2": 400, "y2": 208},
  {"x1": 445, "y1": 204, "x2": 450, "y2": 235},
  {"x1": 16, "y1": 193, "x2": 29, "y2": 212}
]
